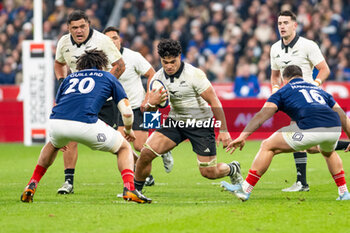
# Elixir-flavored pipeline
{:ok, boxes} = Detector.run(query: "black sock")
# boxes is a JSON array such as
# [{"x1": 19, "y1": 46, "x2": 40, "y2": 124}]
[
  {"x1": 64, "y1": 169, "x2": 75, "y2": 185},
  {"x1": 227, "y1": 163, "x2": 236, "y2": 176},
  {"x1": 134, "y1": 180, "x2": 145, "y2": 191},
  {"x1": 335, "y1": 141, "x2": 350, "y2": 150},
  {"x1": 293, "y1": 152, "x2": 307, "y2": 186}
]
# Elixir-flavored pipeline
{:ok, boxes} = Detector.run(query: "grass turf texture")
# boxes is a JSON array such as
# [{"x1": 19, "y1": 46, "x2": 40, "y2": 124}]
[{"x1": 0, "y1": 141, "x2": 349, "y2": 233}]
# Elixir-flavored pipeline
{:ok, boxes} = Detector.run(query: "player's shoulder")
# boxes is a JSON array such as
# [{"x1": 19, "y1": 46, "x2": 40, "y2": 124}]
[
  {"x1": 298, "y1": 36, "x2": 319, "y2": 47},
  {"x1": 82, "y1": 69, "x2": 113, "y2": 80},
  {"x1": 184, "y1": 62, "x2": 202, "y2": 74},
  {"x1": 123, "y1": 47, "x2": 138, "y2": 55},
  {"x1": 122, "y1": 47, "x2": 143, "y2": 60},
  {"x1": 270, "y1": 40, "x2": 282, "y2": 57},
  {"x1": 57, "y1": 34, "x2": 71, "y2": 45},
  {"x1": 184, "y1": 62, "x2": 196, "y2": 71},
  {"x1": 183, "y1": 62, "x2": 207, "y2": 79},
  {"x1": 270, "y1": 40, "x2": 281, "y2": 50},
  {"x1": 154, "y1": 68, "x2": 165, "y2": 79},
  {"x1": 91, "y1": 29, "x2": 113, "y2": 43},
  {"x1": 99, "y1": 70, "x2": 115, "y2": 80}
]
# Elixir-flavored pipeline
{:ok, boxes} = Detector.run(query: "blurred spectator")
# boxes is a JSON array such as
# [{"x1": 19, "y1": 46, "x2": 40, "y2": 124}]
[
  {"x1": 160, "y1": 0, "x2": 177, "y2": 21},
  {"x1": 203, "y1": 25, "x2": 226, "y2": 59},
  {"x1": 1, "y1": 0, "x2": 350, "y2": 87},
  {"x1": 0, "y1": 60, "x2": 16, "y2": 84},
  {"x1": 71, "y1": 0, "x2": 88, "y2": 11},
  {"x1": 233, "y1": 59, "x2": 260, "y2": 98},
  {"x1": 321, "y1": 2, "x2": 343, "y2": 46}
]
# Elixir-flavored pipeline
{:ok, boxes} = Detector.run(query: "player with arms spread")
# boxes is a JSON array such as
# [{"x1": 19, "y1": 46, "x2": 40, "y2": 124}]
[
  {"x1": 270, "y1": 10, "x2": 349, "y2": 192},
  {"x1": 134, "y1": 39, "x2": 243, "y2": 197},
  {"x1": 21, "y1": 49, "x2": 151, "y2": 204},
  {"x1": 54, "y1": 10, "x2": 126, "y2": 194},
  {"x1": 221, "y1": 65, "x2": 350, "y2": 202}
]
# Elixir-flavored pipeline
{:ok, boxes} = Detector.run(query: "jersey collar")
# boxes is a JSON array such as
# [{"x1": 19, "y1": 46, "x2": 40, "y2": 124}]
[
  {"x1": 289, "y1": 77, "x2": 304, "y2": 83},
  {"x1": 120, "y1": 47, "x2": 124, "y2": 54},
  {"x1": 70, "y1": 28, "x2": 94, "y2": 48},
  {"x1": 164, "y1": 62, "x2": 184, "y2": 83},
  {"x1": 281, "y1": 34, "x2": 299, "y2": 51}
]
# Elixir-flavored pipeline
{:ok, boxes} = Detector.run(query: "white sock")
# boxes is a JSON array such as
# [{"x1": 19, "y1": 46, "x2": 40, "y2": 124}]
[
  {"x1": 338, "y1": 184, "x2": 348, "y2": 196},
  {"x1": 242, "y1": 180, "x2": 254, "y2": 194}
]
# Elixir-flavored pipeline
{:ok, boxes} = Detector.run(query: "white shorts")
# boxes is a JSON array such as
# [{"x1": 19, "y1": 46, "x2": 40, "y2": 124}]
[
  {"x1": 49, "y1": 119, "x2": 124, "y2": 153},
  {"x1": 280, "y1": 123, "x2": 341, "y2": 152}
]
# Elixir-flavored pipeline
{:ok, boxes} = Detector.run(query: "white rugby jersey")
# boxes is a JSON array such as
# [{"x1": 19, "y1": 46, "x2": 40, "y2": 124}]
[
  {"x1": 55, "y1": 29, "x2": 122, "y2": 73},
  {"x1": 118, "y1": 47, "x2": 151, "y2": 109},
  {"x1": 153, "y1": 62, "x2": 213, "y2": 121},
  {"x1": 270, "y1": 35, "x2": 325, "y2": 83}
]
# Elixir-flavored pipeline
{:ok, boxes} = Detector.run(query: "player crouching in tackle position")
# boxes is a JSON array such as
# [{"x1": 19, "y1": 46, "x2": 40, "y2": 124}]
[
  {"x1": 20, "y1": 49, "x2": 151, "y2": 204},
  {"x1": 134, "y1": 39, "x2": 243, "y2": 198},
  {"x1": 221, "y1": 65, "x2": 350, "y2": 201}
]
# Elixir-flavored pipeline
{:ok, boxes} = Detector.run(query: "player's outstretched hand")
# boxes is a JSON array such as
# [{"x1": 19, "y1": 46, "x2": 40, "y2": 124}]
[
  {"x1": 216, "y1": 132, "x2": 231, "y2": 148},
  {"x1": 345, "y1": 143, "x2": 350, "y2": 152},
  {"x1": 124, "y1": 129, "x2": 136, "y2": 142},
  {"x1": 59, "y1": 145, "x2": 68, "y2": 152},
  {"x1": 225, "y1": 137, "x2": 245, "y2": 154}
]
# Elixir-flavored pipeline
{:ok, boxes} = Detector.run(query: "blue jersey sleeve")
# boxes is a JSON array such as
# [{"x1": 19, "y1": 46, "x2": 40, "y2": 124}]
[
  {"x1": 267, "y1": 90, "x2": 282, "y2": 110},
  {"x1": 106, "y1": 72, "x2": 128, "y2": 104},
  {"x1": 324, "y1": 91, "x2": 337, "y2": 108}
]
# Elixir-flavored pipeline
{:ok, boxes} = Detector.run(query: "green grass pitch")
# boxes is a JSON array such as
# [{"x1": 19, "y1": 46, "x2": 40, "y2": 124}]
[{"x1": 0, "y1": 141, "x2": 349, "y2": 233}]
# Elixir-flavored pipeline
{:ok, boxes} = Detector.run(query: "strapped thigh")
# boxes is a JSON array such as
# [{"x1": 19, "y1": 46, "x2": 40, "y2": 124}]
[
  {"x1": 143, "y1": 143, "x2": 162, "y2": 157},
  {"x1": 197, "y1": 158, "x2": 217, "y2": 168}
]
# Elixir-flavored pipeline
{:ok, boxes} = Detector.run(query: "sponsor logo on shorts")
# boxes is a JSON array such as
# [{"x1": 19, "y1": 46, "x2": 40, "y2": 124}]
[
  {"x1": 97, "y1": 133, "x2": 106, "y2": 142},
  {"x1": 292, "y1": 132, "x2": 304, "y2": 141}
]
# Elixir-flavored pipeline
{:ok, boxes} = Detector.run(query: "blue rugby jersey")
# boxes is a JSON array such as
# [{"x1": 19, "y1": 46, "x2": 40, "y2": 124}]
[
  {"x1": 50, "y1": 69, "x2": 127, "y2": 123},
  {"x1": 267, "y1": 78, "x2": 341, "y2": 129}
]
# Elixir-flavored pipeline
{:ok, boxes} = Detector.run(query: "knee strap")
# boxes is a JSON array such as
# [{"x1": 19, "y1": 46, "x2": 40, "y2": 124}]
[
  {"x1": 143, "y1": 143, "x2": 161, "y2": 157},
  {"x1": 197, "y1": 158, "x2": 217, "y2": 168}
]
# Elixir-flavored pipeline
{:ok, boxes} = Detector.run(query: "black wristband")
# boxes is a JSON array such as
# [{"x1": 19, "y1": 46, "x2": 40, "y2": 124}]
[{"x1": 58, "y1": 77, "x2": 64, "y2": 85}]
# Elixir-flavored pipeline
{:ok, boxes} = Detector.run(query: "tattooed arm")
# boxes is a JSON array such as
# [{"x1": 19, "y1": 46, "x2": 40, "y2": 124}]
[{"x1": 110, "y1": 58, "x2": 126, "y2": 79}]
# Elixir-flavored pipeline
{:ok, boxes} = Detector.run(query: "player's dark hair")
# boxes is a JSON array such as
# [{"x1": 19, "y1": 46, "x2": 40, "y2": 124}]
[
  {"x1": 67, "y1": 10, "x2": 90, "y2": 24},
  {"x1": 282, "y1": 65, "x2": 303, "y2": 80},
  {"x1": 157, "y1": 39, "x2": 182, "y2": 58},
  {"x1": 103, "y1": 26, "x2": 120, "y2": 35},
  {"x1": 76, "y1": 49, "x2": 108, "y2": 71},
  {"x1": 278, "y1": 10, "x2": 297, "y2": 21}
]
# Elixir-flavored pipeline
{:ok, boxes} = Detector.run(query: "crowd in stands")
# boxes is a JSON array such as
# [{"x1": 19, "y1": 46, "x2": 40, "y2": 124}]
[
  {"x1": 1, "y1": 0, "x2": 350, "y2": 98},
  {"x1": 0, "y1": 0, "x2": 114, "y2": 84}
]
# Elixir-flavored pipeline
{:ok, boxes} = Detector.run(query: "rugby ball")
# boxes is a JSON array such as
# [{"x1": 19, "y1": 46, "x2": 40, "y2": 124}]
[{"x1": 149, "y1": 79, "x2": 169, "y2": 108}]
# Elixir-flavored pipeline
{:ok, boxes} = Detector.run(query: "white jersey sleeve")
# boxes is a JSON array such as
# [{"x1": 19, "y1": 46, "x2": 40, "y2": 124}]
[
  {"x1": 133, "y1": 52, "x2": 152, "y2": 75},
  {"x1": 191, "y1": 68, "x2": 211, "y2": 95},
  {"x1": 270, "y1": 42, "x2": 280, "y2": 71},
  {"x1": 307, "y1": 40, "x2": 325, "y2": 66},
  {"x1": 100, "y1": 34, "x2": 122, "y2": 65},
  {"x1": 55, "y1": 35, "x2": 69, "y2": 64}
]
